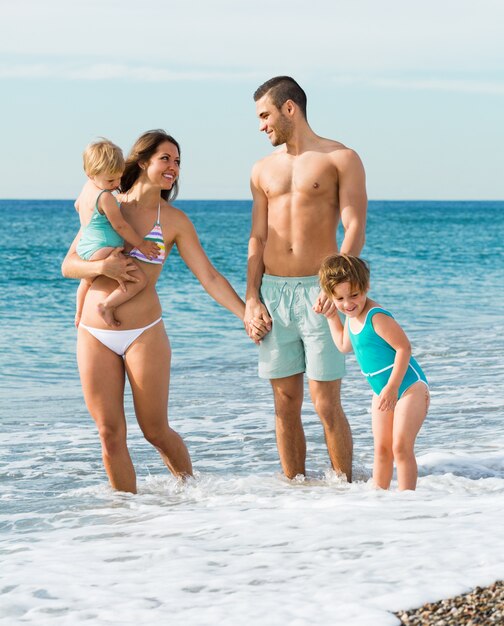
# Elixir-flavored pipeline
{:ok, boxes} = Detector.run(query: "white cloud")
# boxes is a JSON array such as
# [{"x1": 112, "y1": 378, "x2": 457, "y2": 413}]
[
  {"x1": 369, "y1": 77, "x2": 504, "y2": 95},
  {"x1": 0, "y1": 63, "x2": 258, "y2": 82},
  {"x1": 2, "y1": 62, "x2": 503, "y2": 98}
]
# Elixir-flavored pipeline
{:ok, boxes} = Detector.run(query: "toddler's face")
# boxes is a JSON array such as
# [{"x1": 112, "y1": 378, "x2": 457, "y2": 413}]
[
  {"x1": 91, "y1": 171, "x2": 123, "y2": 191},
  {"x1": 331, "y1": 282, "x2": 367, "y2": 318}
]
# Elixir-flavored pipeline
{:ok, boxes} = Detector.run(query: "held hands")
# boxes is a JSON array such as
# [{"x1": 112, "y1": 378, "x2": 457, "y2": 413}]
[
  {"x1": 378, "y1": 384, "x2": 399, "y2": 412},
  {"x1": 312, "y1": 291, "x2": 339, "y2": 318},
  {"x1": 244, "y1": 298, "x2": 272, "y2": 344},
  {"x1": 102, "y1": 248, "x2": 140, "y2": 292},
  {"x1": 138, "y1": 240, "x2": 160, "y2": 260}
]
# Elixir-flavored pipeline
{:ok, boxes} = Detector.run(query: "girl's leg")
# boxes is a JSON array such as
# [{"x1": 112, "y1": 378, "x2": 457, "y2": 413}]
[
  {"x1": 371, "y1": 393, "x2": 394, "y2": 489},
  {"x1": 392, "y1": 382, "x2": 429, "y2": 491},
  {"x1": 124, "y1": 321, "x2": 193, "y2": 478},
  {"x1": 77, "y1": 327, "x2": 137, "y2": 493},
  {"x1": 88, "y1": 248, "x2": 147, "y2": 328}
]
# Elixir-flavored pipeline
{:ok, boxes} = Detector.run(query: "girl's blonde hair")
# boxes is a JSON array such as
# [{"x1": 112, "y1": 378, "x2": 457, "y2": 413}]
[
  {"x1": 83, "y1": 138, "x2": 124, "y2": 177},
  {"x1": 319, "y1": 254, "x2": 370, "y2": 295}
]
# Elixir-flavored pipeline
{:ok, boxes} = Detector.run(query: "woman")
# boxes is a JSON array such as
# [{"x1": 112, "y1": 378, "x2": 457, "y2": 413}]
[{"x1": 62, "y1": 129, "x2": 261, "y2": 493}]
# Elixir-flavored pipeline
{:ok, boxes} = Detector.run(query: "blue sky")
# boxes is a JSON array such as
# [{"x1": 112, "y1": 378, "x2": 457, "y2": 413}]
[{"x1": 1, "y1": 0, "x2": 503, "y2": 200}]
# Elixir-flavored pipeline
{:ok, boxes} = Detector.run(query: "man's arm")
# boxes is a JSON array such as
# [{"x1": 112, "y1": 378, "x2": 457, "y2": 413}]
[
  {"x1": 336, "y1": 149, "x2": 367, "y2": 256},
  {"x1": 245, "y1": 163, "x2": 272, "y2": 341}
]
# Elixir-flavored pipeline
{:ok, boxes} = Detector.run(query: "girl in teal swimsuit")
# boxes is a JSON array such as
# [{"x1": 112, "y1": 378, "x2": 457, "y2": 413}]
[
  {"x1": 317, "y1": 254, "x2": 430, "y2": 491},
  {"x1": 74, "y1": 139, "x2": 161, "y2": 328}
]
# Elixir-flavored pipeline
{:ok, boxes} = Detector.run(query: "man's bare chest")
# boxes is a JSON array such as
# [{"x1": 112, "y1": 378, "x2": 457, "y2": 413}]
[{"x1": 261, "y1": 157, "x2": 338, "y2": 199}]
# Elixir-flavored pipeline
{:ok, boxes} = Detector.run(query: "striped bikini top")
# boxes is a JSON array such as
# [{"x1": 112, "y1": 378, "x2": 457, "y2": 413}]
[{"x1": 128, "y1": 202, "x2": 166, "y2": 265}]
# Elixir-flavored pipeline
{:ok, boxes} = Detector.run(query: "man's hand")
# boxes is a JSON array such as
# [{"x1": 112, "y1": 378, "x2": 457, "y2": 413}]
[
  {"x1": 312, "y1": 291, "x2": 338, "y2": 318},
  {"x1": 244, "y1": 298, "x2": 272, "y2": 344},
  {"x1": 102, "y1": 248, "x2": 140, "y2": 292}
]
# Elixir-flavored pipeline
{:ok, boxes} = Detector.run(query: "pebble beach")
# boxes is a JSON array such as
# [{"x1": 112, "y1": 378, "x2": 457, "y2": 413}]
[{"x1": 395, "y1": 581, "x2": 504, "y2": 625}]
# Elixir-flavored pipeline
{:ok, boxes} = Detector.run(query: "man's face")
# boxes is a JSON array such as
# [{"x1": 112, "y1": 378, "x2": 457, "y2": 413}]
[{"x1": 255, "y1": 95, "x2": 293, "y2": 146}]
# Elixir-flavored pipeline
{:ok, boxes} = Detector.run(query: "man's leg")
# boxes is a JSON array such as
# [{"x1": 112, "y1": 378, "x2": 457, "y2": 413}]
[
  {"x1": 270, "y1": 373, "x2": 306, "y2": 479},
  {"x1": 308, "y1": 379, "x2": 353, "y2": 481}
]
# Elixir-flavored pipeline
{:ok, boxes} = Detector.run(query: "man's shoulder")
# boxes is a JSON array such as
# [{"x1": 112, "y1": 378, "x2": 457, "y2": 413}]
[
  {"x1": 251, "y1": 148, "x2": 285, "y2": 175},
  {"x1": 317, "y1": 137, "x2": 359, "y2": 158},
  {"x1": 321, "y1": 140, "x2": 363, "y2": 171}
]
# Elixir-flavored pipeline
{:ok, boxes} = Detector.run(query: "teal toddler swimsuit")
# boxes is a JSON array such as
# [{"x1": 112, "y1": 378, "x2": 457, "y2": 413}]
[
  {"x1": 348, "y1": 307, "x2": 428, "y2": 397},
  {"x1": 76, "y1": 191, "x2": 124, "y2": 260}
]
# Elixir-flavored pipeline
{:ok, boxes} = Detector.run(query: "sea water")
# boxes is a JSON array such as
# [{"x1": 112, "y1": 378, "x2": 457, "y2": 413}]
[{"x1": 0, "y1": 200, "x2": 503, "y2": 625}]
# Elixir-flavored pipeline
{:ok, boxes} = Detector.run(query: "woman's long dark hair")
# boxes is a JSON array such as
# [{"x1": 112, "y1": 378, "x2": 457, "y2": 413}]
[{"x1": 120, "y1": 129, "x2": 181, "y2": 201}]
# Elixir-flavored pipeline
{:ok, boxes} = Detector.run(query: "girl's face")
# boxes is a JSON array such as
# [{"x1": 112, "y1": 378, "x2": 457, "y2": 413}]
[
  {"x1": 331, "y1": 282, "x2": 368, "y2": 318},
  {"x1": 143, "y1": 141, "x2": 180, "y2": 190}
]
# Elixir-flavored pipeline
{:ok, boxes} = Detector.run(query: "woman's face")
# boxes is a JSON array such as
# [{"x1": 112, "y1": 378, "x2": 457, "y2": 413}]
[{"x1": 144, "y1": 141, "x2": 180, "y2": 190}]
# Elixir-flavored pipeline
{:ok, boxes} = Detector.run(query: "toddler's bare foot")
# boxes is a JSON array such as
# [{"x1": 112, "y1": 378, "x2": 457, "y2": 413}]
[{"x1": 97, "y1": 303, "x2": 120, "y2": 327}]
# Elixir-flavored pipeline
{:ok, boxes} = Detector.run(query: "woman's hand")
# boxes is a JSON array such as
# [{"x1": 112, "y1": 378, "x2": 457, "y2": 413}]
[
  {"x1": 244, "y1": 298, "x2": 272, "y2": 344},
  {"x1": 101, "y1": 248, "x2": 140, "y2": 292}
]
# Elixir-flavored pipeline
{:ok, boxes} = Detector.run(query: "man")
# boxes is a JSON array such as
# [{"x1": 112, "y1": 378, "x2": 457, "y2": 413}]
[{"x1": 245, "y1": 76, "x2": 367, "y2": 481}]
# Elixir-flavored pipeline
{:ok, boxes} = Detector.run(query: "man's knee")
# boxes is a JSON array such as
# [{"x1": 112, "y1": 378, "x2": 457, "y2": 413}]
[
  {"x1": 272, "y1": 384, "x2": 303, "y2": 418},
  {"x1": 311, "y1": 384, "x2": 345, "y2": 428}
]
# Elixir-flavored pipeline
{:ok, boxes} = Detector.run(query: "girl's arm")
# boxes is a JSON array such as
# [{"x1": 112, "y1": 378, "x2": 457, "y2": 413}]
[
  {"x1": 312, "y1": 298, "x2": 352, "y2": 352},
  {"x1": 100, "y1": 193, "x2": 159, "y2": 259},
  {"x1": 61, "y1": 229, "x2": 139, "y2": 291},
  {"x1": 372, "y1": 313, "x2": 412, "y2": 411},
  {"x1": 174, "y1": 211, "x2": 246, "y2": 320},
  {"x1": 327, "y1": 315, "x2": 353, "y2": 353}
]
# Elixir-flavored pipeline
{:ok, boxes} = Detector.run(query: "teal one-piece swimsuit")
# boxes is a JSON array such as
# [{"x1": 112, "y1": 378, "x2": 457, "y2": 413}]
[
  {"x1": 76, "y1": 190, "x2": 124, "y2": 260},
  {"x1": 348, "y1": 307, "x2": 428, "y2": 398}
]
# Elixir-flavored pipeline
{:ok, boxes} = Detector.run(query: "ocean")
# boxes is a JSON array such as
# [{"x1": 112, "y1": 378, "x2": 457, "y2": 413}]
[{"x1": 1, "y1": 199, "x2": 503, "y2": 625}]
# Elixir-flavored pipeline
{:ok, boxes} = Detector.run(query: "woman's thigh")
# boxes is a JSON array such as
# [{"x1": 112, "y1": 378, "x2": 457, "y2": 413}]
[
  {"x1": 77, "y1": 327, "x2": 127, "y2": 429},
  {"x1": 124, "y1": 321, "x2": 171, "y2": 430}
]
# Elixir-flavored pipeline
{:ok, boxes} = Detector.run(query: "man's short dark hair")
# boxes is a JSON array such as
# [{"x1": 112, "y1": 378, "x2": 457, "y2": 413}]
[{"x1": 253, "y1": 76, "x2": 307, "y2": 119}]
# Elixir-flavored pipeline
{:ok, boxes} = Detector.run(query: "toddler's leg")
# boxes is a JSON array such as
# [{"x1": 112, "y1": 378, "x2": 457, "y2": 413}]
[
  {"x1": 392, "y1": 382, "x2": 429, "y2": 491},
  {"x1": 97, "y1": 261, "x2": 147, "y2": 327},
  {"x1": 75, "y1": 279, "x2": 92, "y2": 327},
  {"x1": 371, "y1": 394, "x2": 394, "y2": 489}
]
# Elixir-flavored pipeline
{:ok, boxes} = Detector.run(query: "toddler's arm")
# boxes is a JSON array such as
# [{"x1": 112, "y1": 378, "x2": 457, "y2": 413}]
[{"x1": 100, "y1": 192, "x2": 160, "y2": 260}]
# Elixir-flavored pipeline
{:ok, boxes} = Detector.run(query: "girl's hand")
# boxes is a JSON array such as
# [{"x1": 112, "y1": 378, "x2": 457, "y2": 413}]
[
  {"x1": 312, "y1": 292, "x2": 338, "y2": 318},
  {"x1": 378, "y1": 384, "x2": 399, "y2": 412}
]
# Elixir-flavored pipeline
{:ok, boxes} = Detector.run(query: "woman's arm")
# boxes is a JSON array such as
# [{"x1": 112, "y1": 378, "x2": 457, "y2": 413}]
[
  {"x1": 372, "y1": 313, "x2": 412, "y2": 411},
  {"x1": 174, "y1": 212, "x2": 245, "y2": 319},
  {"x1": 61, "y1": 230, "x2": 139, "y2": 291}
]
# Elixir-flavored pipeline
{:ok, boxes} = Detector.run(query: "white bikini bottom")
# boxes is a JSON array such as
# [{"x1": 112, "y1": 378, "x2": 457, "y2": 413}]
[{"x1": 79, "y1": 317, "x2": 162, "y2": 357}]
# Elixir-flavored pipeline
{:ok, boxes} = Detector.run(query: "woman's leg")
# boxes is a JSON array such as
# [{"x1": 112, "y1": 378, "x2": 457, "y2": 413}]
[
  {"x1": 371, "y1": 394, "x2": 394, "y2": 489},
  {"x1": 77, "y1": 328, "x2": 137, "y2": 493},
  {"x1": 392, "y1": 383, "x2": 429, "y2": 491},
  {"x1": 124, "y1": 321, "x2": 193, "y2": 478}
]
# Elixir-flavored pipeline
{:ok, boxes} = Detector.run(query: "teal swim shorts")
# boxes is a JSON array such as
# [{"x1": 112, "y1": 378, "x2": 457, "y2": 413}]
[{"x1": 258, "y1": 275, "x2": 346, "y2": 381}]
